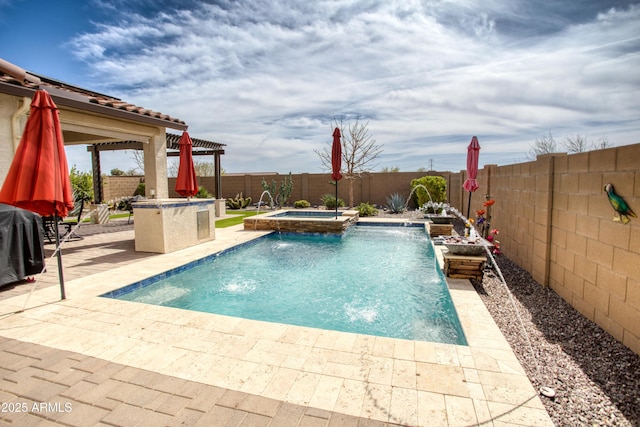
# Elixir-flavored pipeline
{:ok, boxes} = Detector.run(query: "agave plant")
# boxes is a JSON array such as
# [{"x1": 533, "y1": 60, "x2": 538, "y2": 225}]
[{"x1": 386, "y1": 193, "x2": 406, "y2": 214}]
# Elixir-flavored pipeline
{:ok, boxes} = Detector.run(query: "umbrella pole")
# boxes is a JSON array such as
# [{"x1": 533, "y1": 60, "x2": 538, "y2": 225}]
[
  {"x1": 335, "y1": 181, "x2": 338, "y2": 219},
  {"x1": 467, "y1": 191, "x2": 472, "y2": 219},
  {"x1": 54, "y1": 217, "x2": 66, "y2": 300}
]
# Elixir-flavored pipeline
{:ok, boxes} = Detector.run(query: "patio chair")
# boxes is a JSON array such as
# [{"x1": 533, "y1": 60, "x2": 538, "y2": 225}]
[
  {"x1": 42, "y1": 192, "x2": 86, "y2": 243},
  {"x1": 59, "y1": 196, "x2": 85, "y2": 240},
  {"x1": 42, "y1": 216, "x2": 57, "y2": 244},
  {"x1": 124, "y1": 195, "x2": 145, "y2": 224}
]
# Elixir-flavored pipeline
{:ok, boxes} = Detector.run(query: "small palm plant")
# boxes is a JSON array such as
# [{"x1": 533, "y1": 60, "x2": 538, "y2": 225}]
[{"x1": 386, "y1": 193, "x2": 406, "y2": 214}]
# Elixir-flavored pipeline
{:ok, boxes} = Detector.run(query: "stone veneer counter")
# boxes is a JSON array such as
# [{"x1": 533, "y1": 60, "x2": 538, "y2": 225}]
[{"x1": 132, "y1": 198, "x2": 216, "y2": 253}]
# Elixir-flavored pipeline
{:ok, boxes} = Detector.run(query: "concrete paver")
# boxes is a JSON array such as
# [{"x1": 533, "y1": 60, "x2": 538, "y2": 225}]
[{"x1": 0, "y1": 218, "x2": 554, "y2": 426}]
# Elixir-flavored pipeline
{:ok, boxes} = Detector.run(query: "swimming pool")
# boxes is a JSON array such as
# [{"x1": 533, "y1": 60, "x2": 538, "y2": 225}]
[{"x1": 103, "y1": 225, "x2": 467, "y2": 345}]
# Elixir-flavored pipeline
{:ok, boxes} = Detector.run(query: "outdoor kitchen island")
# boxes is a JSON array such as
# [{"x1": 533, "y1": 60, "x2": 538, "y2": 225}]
[{"x1": 132, "y1": 198, "x2": 216, "y2": 253}]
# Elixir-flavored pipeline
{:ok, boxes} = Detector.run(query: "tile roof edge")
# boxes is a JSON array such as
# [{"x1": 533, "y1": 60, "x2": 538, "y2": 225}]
[{"x1": 0, "y1": 58, "x2": 187, "y2": 130}]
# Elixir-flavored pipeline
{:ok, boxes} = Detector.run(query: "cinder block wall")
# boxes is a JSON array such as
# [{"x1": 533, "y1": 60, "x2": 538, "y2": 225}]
[
  {"x1": 197, "y1": 171, "x2": 445, "y2": 207},
  {"x1": 463, "y1": 145, "x2": 640, "y2": 355},
  {"x1": 546, "y1": 145, "x2": 640, "y2": 354},
  {"x1": 106, "y1": 172, "x2": 447, "y2": 207},
  {"x1": 101, "y1": 176, "x2": 144, "y2": 202}
]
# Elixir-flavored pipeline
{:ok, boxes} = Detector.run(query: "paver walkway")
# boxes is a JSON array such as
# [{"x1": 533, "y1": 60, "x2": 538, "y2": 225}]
[{"x1": 0, "y1": 336, "x2": 388, "y2": 426}]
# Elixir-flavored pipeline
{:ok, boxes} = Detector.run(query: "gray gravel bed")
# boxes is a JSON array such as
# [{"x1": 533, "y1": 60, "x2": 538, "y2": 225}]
[{"x1": 476, "y1": 255, "x2": 639, "y2": 426}]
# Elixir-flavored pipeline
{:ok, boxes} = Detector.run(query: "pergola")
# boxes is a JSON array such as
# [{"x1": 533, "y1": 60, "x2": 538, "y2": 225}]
[{"x1": 87, "y1": 134, "x2": 226, "y2": 203}]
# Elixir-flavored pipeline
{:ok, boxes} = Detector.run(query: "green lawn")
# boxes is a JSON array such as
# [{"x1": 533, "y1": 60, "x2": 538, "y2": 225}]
[
  {"x1": 79, "y1": 212, "x2": 131, "y2": 223},
  {"x1": 76, "y1": 210, "x2": 257, "y2": 228},
  {"x1": 215, "y1": 210, "x2": 261, "y2": 228}
]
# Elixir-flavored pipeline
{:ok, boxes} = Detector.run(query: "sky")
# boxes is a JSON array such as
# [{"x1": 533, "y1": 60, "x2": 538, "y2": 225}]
[{"x1": 1, "y1": 0, "x2": 639, "y2": 175}]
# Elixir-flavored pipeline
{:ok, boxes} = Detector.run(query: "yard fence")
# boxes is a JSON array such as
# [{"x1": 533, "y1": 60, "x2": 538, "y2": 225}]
[
  {"x1": 103, "y1": 142, "x2": 640, "y2": 355},
  {"x1": 455, "y1": 144, "x2": 640, "y2": 356}
]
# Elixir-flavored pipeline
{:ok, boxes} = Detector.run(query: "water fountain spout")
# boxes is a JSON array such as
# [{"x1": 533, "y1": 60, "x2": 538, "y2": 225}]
[
  {"x1": 256, "y1": 190, "x2": 275, "y2": 215},
  {"x1": 406, "y1": 184, "x2": 434, "y2": 211}
]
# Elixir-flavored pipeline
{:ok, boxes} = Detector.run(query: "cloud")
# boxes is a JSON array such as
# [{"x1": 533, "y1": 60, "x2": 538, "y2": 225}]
[{"x1": 64, "y1": 0, "x2": 640, "y2": 173}]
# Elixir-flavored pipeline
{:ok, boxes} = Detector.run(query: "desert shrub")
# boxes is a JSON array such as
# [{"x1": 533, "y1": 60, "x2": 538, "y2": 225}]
[
  {"x1": 386, "y1": 193, "x2": 406, "y2": 214},
  {"x1": 355, "y1": 202, "x2": 378, "y2": 217},
  {"x1": 294, "y1": 200, "x2": 311, "y2": 208},
  {"x1": 134, "y1": 182, "x2": 145, "y2": 197},
  {"x1": 261, "y1": 172, "x2": 293, "y2": 208},
  {"x1": 226, "y1": 192, "x2": 252, "y2": 209},
  {"x1": 321, "y1": 194, "x2": 345, "y2": 210},
  {"x1": 409, "y1": 176, "x2": 447, "y2": 207},
  {"x1": 69, "y1": 166, "x2": 93, "y2": 202},
  {"x1": 195, "y1": 186, "x2": 213, "y2": 198},
  {"x1": 278, "y1": 173, "x2": 293, "y2": 208}
]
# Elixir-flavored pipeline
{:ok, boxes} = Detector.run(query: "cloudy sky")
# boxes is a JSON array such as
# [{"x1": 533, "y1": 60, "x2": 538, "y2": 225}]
[{"x1": 1, "y1": 0, "x2": 639, "y2": 174}]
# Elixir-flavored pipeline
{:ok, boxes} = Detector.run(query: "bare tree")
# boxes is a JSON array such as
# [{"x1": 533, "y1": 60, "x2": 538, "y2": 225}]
[
  {"x1": 564, "y1": 133, "x2": 589, "y2": 153},
  {"x1": 168, "y1": 159, "x2": 221, "y2": 177},
  {"x1": 593, "y1": 136, "x2": 613, "y2": 150},
  {"x1": 315, "y1": 117, "x2": 383, "y2": 207},
  {"x1": 527, "y1": 131, "x2": 558, "y2": 159},
  {"x1": 129, "y1": 150, "x2": 145, "y2": 175}
]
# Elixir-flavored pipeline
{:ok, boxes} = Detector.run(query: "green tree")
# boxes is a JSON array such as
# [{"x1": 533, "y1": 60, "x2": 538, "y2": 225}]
[
  {"x1": 69, "y1": 166, "x2": 93, "y2": 202},
  {"x1": 110, "y1": 168, "x2": 125, "y2": 176},
  {"x1": 410, "y1": 176, "x2": 447, "y2": 208}
]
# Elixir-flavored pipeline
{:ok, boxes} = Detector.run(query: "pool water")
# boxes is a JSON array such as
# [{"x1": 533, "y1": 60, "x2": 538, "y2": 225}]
[{"x1": 105, "y1": 225, "x2": 467, "y2": 345}]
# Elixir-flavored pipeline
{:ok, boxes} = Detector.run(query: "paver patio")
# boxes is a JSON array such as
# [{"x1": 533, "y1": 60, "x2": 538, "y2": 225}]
[{"x1": 0, "y1": 218, "x2": 553, "y2": 426}]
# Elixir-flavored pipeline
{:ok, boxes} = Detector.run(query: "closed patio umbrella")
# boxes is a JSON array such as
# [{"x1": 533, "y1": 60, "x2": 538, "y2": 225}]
[
  {"x1": 462, "y1": 136, "x2": 481, "y2": 218},
  {"x1": 174, "y1": 131, "x2": 198, "y2": 198},
  {"x1": 0, "y1": 89, "x2": 74, "y2": 299},
  {"x1": 331, "y1": 127, "x2": 342, "y2": 218}
]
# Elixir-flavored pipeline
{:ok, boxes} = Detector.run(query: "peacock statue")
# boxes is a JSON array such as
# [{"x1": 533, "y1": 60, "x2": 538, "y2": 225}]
[{"x1": 604, "y1": 183, "x2": 636, "y2": 224}]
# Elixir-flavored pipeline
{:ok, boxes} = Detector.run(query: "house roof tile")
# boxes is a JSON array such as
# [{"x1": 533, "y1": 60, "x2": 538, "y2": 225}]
[{"x1": 0, "y1": 58, "x2": 187, "y2": 129}]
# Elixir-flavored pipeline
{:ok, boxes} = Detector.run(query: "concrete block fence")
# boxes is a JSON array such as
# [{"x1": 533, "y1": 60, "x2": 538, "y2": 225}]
[{"x1": 461, "y1": 145, "x2": 640, "y2": 355}]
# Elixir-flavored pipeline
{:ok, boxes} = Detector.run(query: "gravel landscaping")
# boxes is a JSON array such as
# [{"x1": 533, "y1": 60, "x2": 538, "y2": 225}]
[{"x1": 477, "y1": 254, "x2": 640, "y2": 427}]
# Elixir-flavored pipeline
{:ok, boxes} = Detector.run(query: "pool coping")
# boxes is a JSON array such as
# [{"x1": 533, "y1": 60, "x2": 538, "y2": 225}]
[{"x1": 0, "y1": 222, "x2": 553, "y2": 426}]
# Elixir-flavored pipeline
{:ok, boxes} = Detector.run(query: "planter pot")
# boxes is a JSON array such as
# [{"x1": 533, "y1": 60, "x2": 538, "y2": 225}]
[
  {"x1": 424, "y1": 215, "x2": 455, "y2": 224},
  {"x1": 444, "y1": 242, "x2": 487, "y2": 256}
]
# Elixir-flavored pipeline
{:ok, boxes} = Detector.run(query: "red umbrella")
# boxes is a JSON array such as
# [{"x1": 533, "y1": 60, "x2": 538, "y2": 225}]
[
  {"x1": 174, "y1": 131, "x2": 198, "y2": 198},
  {"x1": 331, "y1": 128, "x2": 342, "y2": 218},
  {"x1": 0, "y1": 90, "x2": 74, "y2": 217},
  {"x1": 0, "y1": 89, "x2": 74, "y2": 299},
  {"x1": 331, "y1": 127, "x2": 342, "y2": 181},
  {"x1": 462, "y1": 136, "x2": 481, "y2": 218}
]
